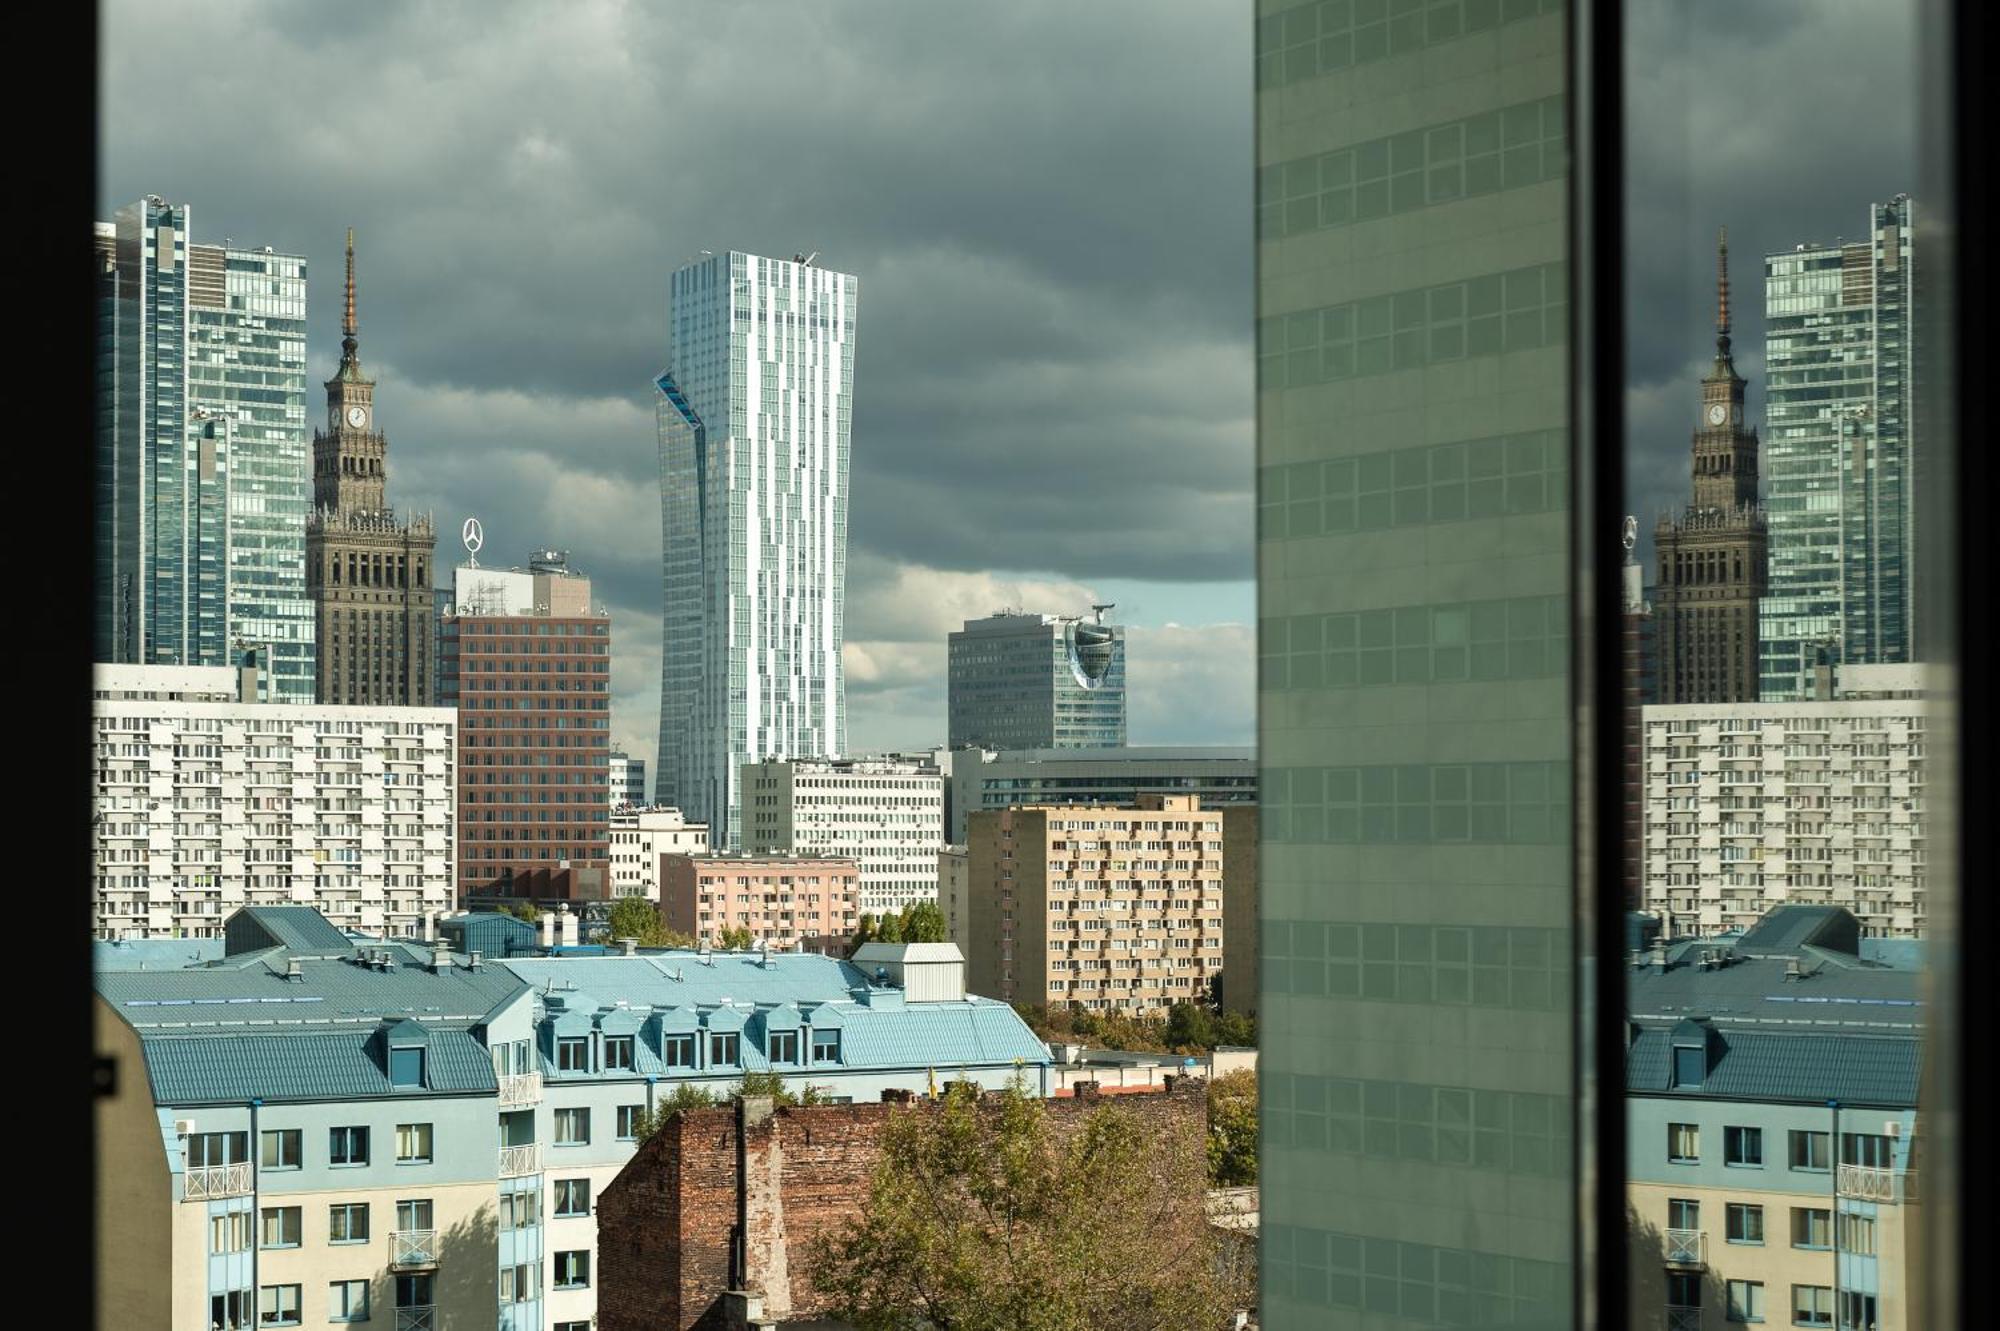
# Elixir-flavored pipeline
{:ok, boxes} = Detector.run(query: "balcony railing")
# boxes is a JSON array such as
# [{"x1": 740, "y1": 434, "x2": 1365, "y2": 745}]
[
  {"x1": 395, "y1": 1306, "x2": 435, "y2": 1331},
  {"x1": 1837, "y1": 1163, "x2": 1907, "y2": 1203},
  {"x1": 497, "y1": 1072, "x2": 543, "y2": 1108},
  {"x1": 391, "y1": 1228, "x2": 439, "y2": 1268},
  {"x1": 1667, "y1": 1307, "x2": 1701, "y2": 1331},
  {"x1": 1664, "y1": 1228, "x2": 1705, "y2": 1265},
  {"x1": 498, "y1": 1143, "x2": 541, "y2": 1178},
  {"x1": 183, "y1": 1161, "x2": 252, "y2": 1201}
]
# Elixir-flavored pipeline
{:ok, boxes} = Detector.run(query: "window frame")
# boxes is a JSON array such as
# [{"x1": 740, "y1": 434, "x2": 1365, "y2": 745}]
[
  {"x1": 395, "y1": 1121, "x2": 434, "y2": 1165},
  {"x1": 554, "y1": 1106, "x2": 590, "y2": 1146},
  {"x1": 617, "y1": 1103, "x2": 643, "y2": 1141},
  {"x1": 258, "y1": 1282, "x2": 302, "y2": 1328},
  {"x1": 1726, "y1": 1202, "x2": 1764, "y2": 1245},
  {"x1": 328, "y1": 1125, "x2": 370, "y2": 1168},
  {"x1": 328, "y1": 1202, "x2": 369, "y2": 1245},
  {"x1": 259, "y1": 1128, "x2": 301, "y2": 1172},
  {"x1": 554, "y1": 1249, "x2": 591, "y2": 1290},
  {"x1": 1788, "y1": 1129, "x2": 1831, "y2": 1173},
  {"x1": 554, "y1": 1177, "x2": 591, "y2": 1217},
  {"x1": 328, "y1": 1279, "x2": 370, "y2": 1324},
  {"x1": 1791, "y1": 1284, "x2": 1834, "y2": 1327},
  {"x1": 1724, "y1": 1124, "x2": 1764, "y2": 1168},
  {"x1": 259, "y1": 1205, "x2": 302, "y2": 1250},
  {"x1": 1667, "y1": 1121, "x2": 1700, "y2": 1164},
  {"x1": 1726, "y1": 1279, "x2": 1766, "y2": 1324},
  {"x1": 556, "y1": 1036, "x2": 590, "y2": 1072},
  {"x1": 603, "y1": 1034, "x2": 636, "y2": 1070}
]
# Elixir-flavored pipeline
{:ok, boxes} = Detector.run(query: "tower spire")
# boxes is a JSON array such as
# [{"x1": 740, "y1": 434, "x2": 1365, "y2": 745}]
[
  {"x1": 344, "y1": 227, "x2": 357, "y2": 337},
  {"x1": 1715, "y1": 225, "x2": 1731, "y2": 355}
]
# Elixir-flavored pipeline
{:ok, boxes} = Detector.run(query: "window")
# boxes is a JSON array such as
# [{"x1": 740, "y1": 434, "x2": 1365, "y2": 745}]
[
  {"x1": 210, "y1": 1211, "x2": 251, "y2": 1254},
  {"x1": 328, "y1": 1280, "x2": 369, "y2": 1323},
  {"x1": 211, "y1": 1291, "x2": 252, "y2": 1330},
  {"x1": 499, "y1": 1264, "x2": 537, "y2": 1303},
  {"x1": 500, "y1": 1189, "x2": 541, "y2": 1230},
  {"x1": 1841, "y1": 1132, "x2": 1893, "y2": 1168},
  {"x1": 812, "y1": 1029, "x2": 841, "y2": 1062},
  {"x1": 555, "y1": 1177, "x2": 591, "y2": 1216},
  {"x1": 604, "y1": 1035, "x2": 636, "y2": 1069},
  {"x1": 187, "y1": 1130, "x2": 249, "y2": 1167},
  {"x1": 1791, "y1": 1207, "x2": 1832, "y2": 1250},
  {"x1": 617, "y1": 1104, "x2": 643, "y2": 1140},
  {"x1": 1672, "y1": 1044, "x2": 1705, "y2": 1087},
  {"x1": 1837, "y1": 1292, "x2": 1879, "y2": 1330},
  {"x1": 1727, "y1": 1280, "x2": 1765, "y2": 1323},
  {"x1": 1792, "y1": 1285, "x2": 1833, "y2": 1327},
  {"x1": 557, "y1": 1323, "x2": 592, "y2": 1331},
  {"x1": 1788, "y1": 1130, "x2": 1830, "y2": 1172},
  {"x1": 258, "y1": 1283, "x2": 301, "y2": 1327},
  {"x1": 1668, "y1": 1122, "x2": 1699, "y2": 1163},
  {"x1": 396, "y1": 1122, "x2": 433, "y2": 1164},
  {"x1": 709, "y1": 1031, "x2": 741, "y2": 1065},
  {"x1": 1725, "y1": 1125, "x2": 1763, "y2": 1167},
  {"x1": 260, "y1": 1206, "x2": 301, "y2": 1249},
  {"x1": 554, "y1": 1107, "x2": 590, "y2": 1145},
  {"x1": 1666, "y1": 1271, "x2": 1700, "y2": 1310},
  {"x1": 554, "y1": 1249, "x2": 591, "y2": 1289},
  {"x1": 329, "y1": 1126, "x2": 369, "y2": 1167},
  {"x1": 259, "y1": 1129, "x2": 300, "y2": 1171},
  {"x1": 395, "y1": 1273, "x2": 433, "y2": 1312},
  {"x1": 1838, "y1": 1212, "x2": 1876, "y2": 1256},
  {"x1": 328, "y1": 1203, "x2": 369, "y2": 1244},
  {"x1": 767, "y1": 1029, "x2": 801, "y2": 1063},
  {"x1": 389, "y1": 1046, "x2": 425, "y2": 1087},
  {"x1": 557, "y1": 1036, "x2": 589, "y2": 1071},
  {"x1": 1726, "y1": 1203, "x2": 1764, "y2": 1244},
  {"x1": 396, "y1": 1199, "x2": 433, "y2": 1234},
  {"x1": 1667, "y1": 1198, "x2": 1699, "y2": 1230}
]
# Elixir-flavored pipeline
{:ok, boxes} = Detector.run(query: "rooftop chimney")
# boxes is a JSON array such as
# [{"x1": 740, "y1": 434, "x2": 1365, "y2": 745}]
[
  {"x1": 617, "y1": 937, "x2": 638, "y2": 957},
  {"x1": 430, "y1": 940, "x2": 452, "y2": 974},
  {"x1": 285, "y1": 957, "x2": 304, "y2": 983},
  {"x1": 468, "y1": 950, "x2": 483, "y2": 971}
]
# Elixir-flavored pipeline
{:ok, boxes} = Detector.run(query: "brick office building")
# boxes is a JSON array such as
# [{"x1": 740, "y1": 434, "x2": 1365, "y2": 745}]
[
  {"x1": 596, "y1": 1078, "x2": 1208, "y2": 1331},
  {"x1": 439, "y1": 551, "x2": 612, "y2": 900}
]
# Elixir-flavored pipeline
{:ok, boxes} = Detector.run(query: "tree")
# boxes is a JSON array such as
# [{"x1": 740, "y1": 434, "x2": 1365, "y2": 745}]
[
  {"x1": 716, "y1": 924, "x2": 754, "y2": 951},
  {"x1": 874, "y1": 910, "x2": 904, "y2": 945},
  {"x1": 850, "y1": 913, "x2": 878, "y2": 954},
  {"x1": 737, "y1": 1069, "x2": 826, "y2": 1108},
  {"x1": 623, "y1": 1083, "x2": 722, "y2": 1145},
  {"x1": 810, "y1": 1078, "x2": 1254, "y2": 1331},
  {"x1": 1164, "y1": 1003, "x2": 1218, "y2": 1053},
  {"x1": 1206, "y1": 1069, "x2": 1258, "y2": 1188},
  {"x1": 606, "y1": 896, "x2": 696, "y2": 949},
  {"x1": 900, "y1": 900, "x2": 947, "y2": 944}
]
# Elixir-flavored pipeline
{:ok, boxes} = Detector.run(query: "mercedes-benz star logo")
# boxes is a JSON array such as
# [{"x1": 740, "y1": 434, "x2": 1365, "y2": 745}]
[{"x1": 462, "y1": 517, "x2": 484, "y2": 562}]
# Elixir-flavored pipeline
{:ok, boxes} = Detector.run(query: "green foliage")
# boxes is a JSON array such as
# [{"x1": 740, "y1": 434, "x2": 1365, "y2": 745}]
[
  {"x1": 713, "y1": 924, "x2": 755, "y2": 951},
  {"x1": 737, "y1": 1069, "x2": 826, "y2": 1108},
  {"x1": 809, "y1": 1076, "x2": 1254, "y2": 1330},
  {"x1": 606, "y1": 895, "x2": 696, "y2": 949},
  {"x1": 851, "y1": 913, "x2": 878, "y2": 952},
  {"x1": 874, "y1": 910, "x2": 904, "y2": 945},
  {"x1": 494, "y1": 901, "x2": 541, "y2": 924},
  {"x1": 1206, "y1": 1068, "x2": 1258, "y2": 1187},
  {"x1": 900, "y1": 900, "x2": 947, "y2": 943},
  {"x1": 1011, "y1": 1001, "x2": 1253, "y2": 1056},
  {"x1": 623, "y1": 1083, "x2": 722, "y2": 1144}
]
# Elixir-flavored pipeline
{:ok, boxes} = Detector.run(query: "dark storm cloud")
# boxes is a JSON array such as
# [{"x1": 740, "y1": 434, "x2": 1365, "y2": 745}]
[
  {"x1": 1624, "y1": 0, "x2": 1918, "y2": 570},
  {"x1": 101, "y1": 0, "x2": 1256, "y2": 752}
]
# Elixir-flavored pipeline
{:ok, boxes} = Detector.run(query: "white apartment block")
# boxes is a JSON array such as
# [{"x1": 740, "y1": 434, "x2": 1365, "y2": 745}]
[
  {"x1": 91, "y1": 664, "x2": 456, "y2": 940},
  {"x1": 607, "y1": 806, "x2": 711, "y2": 900},
  {"x1": 741, "y1": 757, "x2": 945, "y2": 917},
  {"x1": 1643, "y1": 674, "x2": 1929, "y2": 937},
  {"x1": 609, "y1": 750, "x2": 647, "y2": 808}
]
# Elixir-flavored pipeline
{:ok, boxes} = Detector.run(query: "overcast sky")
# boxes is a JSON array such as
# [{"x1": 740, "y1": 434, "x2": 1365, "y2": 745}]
[{"x1": 102, "y1": 2, "x2": 1916, "y2": 763}]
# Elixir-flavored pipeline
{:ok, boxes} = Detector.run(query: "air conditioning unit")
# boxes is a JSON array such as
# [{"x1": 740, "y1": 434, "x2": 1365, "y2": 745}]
[
  {"x1": 174, "y1": 1119, "x2": 196, "y2": 1136},
  {"x1": 1884, "y1": 1120, "x2": 1902, "y2": 1138}
]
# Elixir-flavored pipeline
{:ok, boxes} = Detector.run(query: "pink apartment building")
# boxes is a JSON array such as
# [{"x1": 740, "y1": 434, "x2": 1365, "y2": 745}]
[{"x1": 660, "y1": 853, "x2": 860, "y2": 951}]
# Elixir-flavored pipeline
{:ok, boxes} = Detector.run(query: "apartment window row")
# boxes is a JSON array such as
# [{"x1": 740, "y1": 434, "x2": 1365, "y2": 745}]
[
  {"x1": 1264, "y1": 1071, "x2": 1567, "y2": 1176},
  {"x1": 1263, "y1": 919, "x2": 1568, "y2": 1011},
  {"x1": 1262, "y1": 593, "x2": 1568, "y2": 690},
  {"x1": 1263, "y1": 761, "x2": 1571, "y2": 846},
  {"x1": 1254, "y1": 0, "x2": 1561, "y2": 92},
  {"x1": 1263, "y1": 1219, "x2": 1563, "y2": 1325},
  {"x1": 1666, "y1": 1123, "x2": 1894, "y2": 1174}
]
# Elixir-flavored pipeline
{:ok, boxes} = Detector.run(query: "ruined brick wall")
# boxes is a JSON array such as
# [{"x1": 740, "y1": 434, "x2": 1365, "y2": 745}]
[{"x1": 598, "y1": 1080, "x2": 1206, "y2": 1331}]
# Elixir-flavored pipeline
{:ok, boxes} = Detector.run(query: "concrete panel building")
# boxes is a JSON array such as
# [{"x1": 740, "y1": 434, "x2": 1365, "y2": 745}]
[
  {"x1": 964, "y1": 794, "x2": 1226, "y2": 1014},
  {"x1": 94, "y1": 904, "x2": 1048, "y2": 1331},
  {"x1": 741, "y1": 756, "x2": 944, "y2": 916},
  {"x1": 1641, "y1": 667, "x2": 1930, "y2": 937},
  {"x1": 947, "y1": 608, "x2": 1127, "y2": 751},
  {"x1": 946, "y1": 745, "x2": 1257, "y2": 843},
  {"x1": 607, "y1": 807, "x2": 709, "y2": 901},
  {"x1": 660, "y1": 853, "x2": 860, "y2": 951},
  {"x1": 91, "y1": 664, "x2": 455, "y2": 939},
  {"x1": 608, "y1": 752, "x2": 647, "y2": 809},
  {"x1": 1624, "y1": 906, "x2": 1922, "y2": 1330},
  {"x1": 938, "y1": 845, "x2": 969, "y2": 959}
]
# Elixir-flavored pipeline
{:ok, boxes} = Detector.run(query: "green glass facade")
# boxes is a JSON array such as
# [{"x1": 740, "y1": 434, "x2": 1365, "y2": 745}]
[
  {"x1": 1255, "y1": 0, "x2": 1574, "y2": 1325},
  {"x1": 1758, "y1": 197, "x2": 1914, "y2": 700}
]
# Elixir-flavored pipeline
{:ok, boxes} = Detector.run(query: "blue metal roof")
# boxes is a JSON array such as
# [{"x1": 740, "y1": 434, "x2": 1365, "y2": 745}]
[
  {"x1": 1627, "y1": 1028, "x2": 1918, "y2": 1108},
  {"x1": 225, "y1": 906, "x2": 357, "y2": 958},
  {"x1": 142, "y1": 1026, "x2": 498, "y2": 1105},
  {"x1": 94, "y1": 939, "x2": 225, "y2": 971}
]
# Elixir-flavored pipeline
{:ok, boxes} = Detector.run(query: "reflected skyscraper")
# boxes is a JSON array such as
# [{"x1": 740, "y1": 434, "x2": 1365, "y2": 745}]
[{"x1": 655, "y1": 251, "x2": 856, "y2": 852}]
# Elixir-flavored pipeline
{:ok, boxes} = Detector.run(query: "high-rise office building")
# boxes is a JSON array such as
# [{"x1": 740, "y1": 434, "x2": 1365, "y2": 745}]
[
  {"x1": 654, "y1": 251, "x2": 857, "y2": 852},
  {"x1": 946, "y1": 745, "x2": 1257, "y2": 843},
  {"x1": 439, "y1": 552, "x2": 612, "y2": 899},
  {"x1": 1653, "y1": 231, "x2": 1767, "y2": 704},
  {"x1": 947, "y1": 608, "x2": 1126, "y2": 751},
  {"x1": 1254, "y1": 2, "x2": 1574, "y2": 1325},
  {"x1": 95, "y1": 197, "x2": 316, "y2": 700},
  {"x1": 1759, "y1": 196, "x2": 1915, "y2": 699},
  {"x1": 306, "y1": 230, "x2": 438, "y2": 706}
]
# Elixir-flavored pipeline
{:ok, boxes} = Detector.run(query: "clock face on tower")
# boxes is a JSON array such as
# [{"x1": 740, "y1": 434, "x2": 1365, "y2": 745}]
[
  {"x1": 1708, "y1": 404, "x2": 1727, "y2": 426},
  {"x1": 346, "y1": 405, "x2": 368, "y2": 428}
]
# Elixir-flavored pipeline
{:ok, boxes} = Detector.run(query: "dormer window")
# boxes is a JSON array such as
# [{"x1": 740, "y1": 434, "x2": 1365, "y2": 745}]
[
  {"x1": 812, "y1": 1030, "x2": 841, "y2": 1063},
  {"x1": 663, "y1": 1034, "x2": 695, "y2": 1068},
  {"x1": 556, "y1": 1037, "x2": 589, "y2": 1072},
  {"x1": 709, "y1": 1032, "x2": 741, "y2": 1066},
  {"x1": 603, "y1": 1036, "x2": 635, "y2": 1071},
  {"x1": 1672, "y1": 1046, "x2": 1704, "y2": 1088},
  {"x1": 768, "y1": 1030, "x2": 799, "y2": 1064},
  {"x1": 389, "y1": 1046, "x2": 425, "y2": 1088}
]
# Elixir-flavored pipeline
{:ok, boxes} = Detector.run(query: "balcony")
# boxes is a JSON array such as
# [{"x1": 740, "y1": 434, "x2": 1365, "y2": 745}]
[
  {"x1": 1664, "y1": 1228, "x2": 1705, "y2": 1266},
  {"x1": 395, "y1": 1307, "x2": 436, "y2": 1331},
  {"x1": 498, "y1": 1072, "x2": 543, "y2": 1108},
  {"x1": 391, "y1": 1229, "x2": 439, "y2": 1269},
  {"x1": 183, "y1": 1161, "x2": 252, "y2": 1201},
  {"x1": 498, "y1": 1143, "x2": 542, "y2": 1178},
  {"x1": 1667, "y1": 1306, "x2": 1701, "y2": 1331},
  {"x1": 1837, "y1": 1163, "x2": 1909, "y2": 1203}
]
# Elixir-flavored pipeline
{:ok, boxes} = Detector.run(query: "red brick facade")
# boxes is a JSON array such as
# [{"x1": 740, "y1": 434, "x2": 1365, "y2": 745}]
[{"x1": 597, "y1": 1079, "x2": 1206, "y2": 1331}]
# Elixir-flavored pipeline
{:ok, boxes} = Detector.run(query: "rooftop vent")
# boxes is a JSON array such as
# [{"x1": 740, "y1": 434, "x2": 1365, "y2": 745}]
[
  {"x1": 1783, "y1": 959, "x2": 1803, "y2": 982},
  {"x1": 430, "y1": 941, "x2": 452, "y2": 975},
  {"x1": 285, "y1": 957, "x2": 304, "y2": 983},
  {"x1": 617, "y1": 937, "x2": 638, "y2": 957},
  {"x1": 469, "y1": 950, "x2": 483, "y2": 971}
]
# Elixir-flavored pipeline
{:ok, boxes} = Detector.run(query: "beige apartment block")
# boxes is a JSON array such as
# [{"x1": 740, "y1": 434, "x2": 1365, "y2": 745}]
[
  {"x1": 660, "y1": 854, "x2": 860, "y2": 950},
  {"x1": 966, "y1": 794, "x2": 1227, "y2": 1014}
]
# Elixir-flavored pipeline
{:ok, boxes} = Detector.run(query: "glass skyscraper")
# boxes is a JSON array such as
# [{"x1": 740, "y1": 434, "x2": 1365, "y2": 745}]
[
  {"x1": 1254, "y1": 2, "x2": 1575, "y2": 1327},
  {"x1": 1758, "y1": 196, "x2": 1914, "y2": 700},
  {"x1": 95, "y1": 197, "x2": 314, "y2": 700},
  {"x1": 655, "y1": 251, "x2": 856, "y2": 852},
  {"x1": 947, "y1": 609, "x2": 1127, "y2": 751}
]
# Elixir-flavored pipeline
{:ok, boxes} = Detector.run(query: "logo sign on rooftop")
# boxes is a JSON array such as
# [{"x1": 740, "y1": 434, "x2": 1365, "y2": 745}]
[{"x1": 462, "y1": 517, "x2": 484, "y2": 566}]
